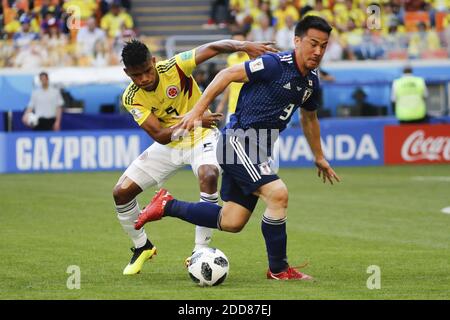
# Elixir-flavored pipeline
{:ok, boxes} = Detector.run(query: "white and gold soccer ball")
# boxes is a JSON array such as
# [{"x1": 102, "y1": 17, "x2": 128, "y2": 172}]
[
  {"x1": 188, "y1": 247, "x2": 229, "y2": 287},
  {"x1": 26, "y1": 112, "x2": 39, "y2": 128}
]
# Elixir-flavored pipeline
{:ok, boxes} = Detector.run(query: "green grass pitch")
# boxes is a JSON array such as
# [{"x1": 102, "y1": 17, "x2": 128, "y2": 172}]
[{"x1": 0, "y1": 165, "x2": 449, "y2": 300}]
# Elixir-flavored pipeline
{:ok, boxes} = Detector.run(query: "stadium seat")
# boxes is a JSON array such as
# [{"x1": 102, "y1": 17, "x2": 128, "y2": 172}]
[{"x1": 404, "y1": 11, "x2": 430, "y2": 32}]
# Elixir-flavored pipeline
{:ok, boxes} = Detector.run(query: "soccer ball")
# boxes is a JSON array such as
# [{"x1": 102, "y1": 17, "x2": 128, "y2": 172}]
[
  {"x1": 26, "y1": 112, "x2": 39, "y2": 127},
  {"x1": 188, "y1": 247, "x2": 229, "y2": 287}
]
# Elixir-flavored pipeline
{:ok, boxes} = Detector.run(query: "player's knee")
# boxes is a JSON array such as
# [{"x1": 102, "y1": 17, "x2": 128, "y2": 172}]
[
  {"x1": 219, "y1": 216, "x2": 246, "y2": 233},
  {"x1": 221, "y1": 221, "x2": 245, "y2": 233},
  {"x1": 113, "y1": 184, "x2": 130, "y2": 205},
  {"x1": 268, "y1": 186, "x2": 289, "y2": 209},
  {"x1": 198, "y1": 166, "x2": 219, "y2": 190}
]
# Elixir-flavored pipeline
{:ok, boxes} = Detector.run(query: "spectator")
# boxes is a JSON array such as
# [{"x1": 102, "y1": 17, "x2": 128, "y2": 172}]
[
  {"x1": 391, "y1": 65, "x2": 428, "y2": 124},
  {"x1": 303, "y1": 0, "x2": 333, "y2": 24},
  {"x1": 13, "y1": 16, "x2": 39, "y2": 49},
  {"x1": 321, "y1": 32, "x2": 344, "y2": 62},
  {"x1": 37, "y1": 0, "x2": 63, "y2": 21},
  {"x1": 275, "y1": 15, "x2": 295, "y2": 51},
  {"x1": 22, "y1": 72, "x2": 64, "y2": 131},
  {"x1": 273, "y1": 0, "x2": 299, "y2": 31},
  {"x1": 100, "y1": 0, "x2": 132, "y2": 15},
  {"x1": 259, "y1": 0, "x2": 273, "y2": 26},
  {"x1": 381, "y1": 3, "x2": 400, "y2": 35},
  {"x1": 229, "y1": 0, "x2": 254, "y2": 34},
  {"x1": 345, "y1": 0, "x2": 364, "y2": 28},
  {"x1": 3, "y1": 9, "x2": 22, "y2": 37},
  {"x1": 353, "y1": 30, "x2": 384, "y2": 60},
  {"x1": 110, "y1": 26, "x2": 136, "y2": 65},
  {"x1": 382, "y1": 23, "x2": 408, "y2": 55},
  {"x1": 14, "y1": 40, "x2": 48, "y2": 68},
  {"x1": 340, "y1": 18, "x2": 363, "y2": 55},
  {"x1": 350, "y1": 87, "x2": 385, "y2": 117},
  {"x1": 63, "y1": 0, "x2": 97, "y2": 21},
  {"x1": 92, "y1": 39, "x2": 110, "y2": 67},
  {"x1": 408, "y1": 22, "x2": 441, "y2": 59},
  {"x1": 100, "y1": 1, "x2": 134, "y2": 38},
  {"x1": 77, "y1": 16, "x2": 106, "y2": 59},
  {"x1": 248, "y1": 13, "x2": 275, "y2": 42},
  {"x1": 42, "y1": 17, "x2": 69, "y2": 66}
]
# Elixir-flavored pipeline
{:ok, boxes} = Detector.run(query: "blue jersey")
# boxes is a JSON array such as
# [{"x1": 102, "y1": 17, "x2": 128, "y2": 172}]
[{"x1": 225, "y1": 51, "x2": 320, "y2": 132}]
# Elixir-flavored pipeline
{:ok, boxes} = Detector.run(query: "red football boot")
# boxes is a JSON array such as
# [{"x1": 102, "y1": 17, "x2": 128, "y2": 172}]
[
  {"x1": 134, "y1": 189, "x2": 173, "y2": 230},
  {"x1": 267, "y1": 266, "x2": 313, "y2": 281}
]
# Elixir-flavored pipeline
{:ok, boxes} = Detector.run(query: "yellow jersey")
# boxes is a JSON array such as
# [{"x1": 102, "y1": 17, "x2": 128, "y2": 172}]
[
  {"x1": 122, "y1": 49, "x2": 211, "y2": 149},
  {"x1": 226, "y1": 52, "x2": 249, "y2": 115}
]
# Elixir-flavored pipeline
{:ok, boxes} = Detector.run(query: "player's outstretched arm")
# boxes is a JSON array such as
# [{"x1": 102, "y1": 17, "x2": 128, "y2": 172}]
[
  {"x1": 300, "y1": 108, "x2": 340, "y2": 185},
  {"x1": 194, "y1": 40, "x2": 277, "y2": 65},
  {"x1": 142, "y1": 112, "x2": 222, "y2": 144},
  {"x1": 174, "y1": 63, "x2": 249, "y2": 132}
]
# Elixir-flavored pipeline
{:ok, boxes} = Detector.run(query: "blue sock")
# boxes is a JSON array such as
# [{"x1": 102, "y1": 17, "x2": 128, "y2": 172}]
[
  {"x1": 164, "y1": 199, "x2": 222, "y2": 229},
  {"x1": 261, "y1": 216, "x2": 288, "y2": 273}
]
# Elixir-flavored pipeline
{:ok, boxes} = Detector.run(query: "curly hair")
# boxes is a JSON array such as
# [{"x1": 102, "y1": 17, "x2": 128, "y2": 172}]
[{"x1": 121, "y1": 39, "x2": 152, "y2": 67}]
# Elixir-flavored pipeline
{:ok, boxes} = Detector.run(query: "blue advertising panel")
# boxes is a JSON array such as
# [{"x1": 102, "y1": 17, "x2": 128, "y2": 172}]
[
  {"x1": 276, "y1": 122, "x2": 384, "y2": 167},
  {"x1": 0, "y1": 130, "x2": 152, "y2": 173},
  {"x1": 1, "y1": 120, "x2": 385, "y2": 173}
]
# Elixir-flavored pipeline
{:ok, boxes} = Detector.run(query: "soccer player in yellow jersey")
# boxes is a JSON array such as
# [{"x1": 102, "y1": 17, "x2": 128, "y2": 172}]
[{"x1": 113, "y1": 39, "x2": 276, "y2": 275}]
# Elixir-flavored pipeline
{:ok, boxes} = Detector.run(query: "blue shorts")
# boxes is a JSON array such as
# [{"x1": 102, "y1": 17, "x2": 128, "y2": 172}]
[{"x1": 217, "y1": 131, "x2": 279, "y2": 212}]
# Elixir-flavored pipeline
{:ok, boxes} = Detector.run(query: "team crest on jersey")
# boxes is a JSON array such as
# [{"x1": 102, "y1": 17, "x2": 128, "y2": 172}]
[
  {"x1": 249, "y1": 58, "x2": 264, "y2": 73},
  {"x1": 166, "y1": 86, "x2": 179, "y2": 99},
  {"x1": 258, "y1": 162, "x2": 273, "y2": 175},
  {"x1": 302, "y1": 88, "x2": 313, "y2": 104}
]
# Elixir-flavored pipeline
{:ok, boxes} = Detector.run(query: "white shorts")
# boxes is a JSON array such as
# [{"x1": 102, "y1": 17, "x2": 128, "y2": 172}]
[{"x1": 123, "y1": 129, "x2": 221, "y2": 190}]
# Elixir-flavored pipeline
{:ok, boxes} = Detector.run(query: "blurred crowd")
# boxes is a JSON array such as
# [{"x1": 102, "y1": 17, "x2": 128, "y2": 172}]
[
  {"x1": 1, "y1": 0, "x2": 450, "y2": 69},
  {"x1": 0, "y1": 0, "x2": 136, "y2": 67},
  {"x1": 207, "y1": 0, "x2": 450, "y2": 60}
]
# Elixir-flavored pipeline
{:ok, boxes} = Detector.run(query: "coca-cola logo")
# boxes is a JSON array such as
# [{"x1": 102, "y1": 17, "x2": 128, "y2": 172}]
[{"x1": 401, "y1": 130, "x2": 450, "y2": 161}]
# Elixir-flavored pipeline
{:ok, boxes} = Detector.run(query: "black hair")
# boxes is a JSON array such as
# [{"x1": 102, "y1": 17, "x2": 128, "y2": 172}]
[
  {"x1": 39, "y1": 71, "x2": 49, "y2": 78},
  {"x1": 294, "y1": 15, "x2": 332, "y2": 37},
  {"x1": 121, "y1": 39, "x2": 152, "y2": 68},
  {"x1": 403, "y1": 65, "x2": 413, "y2": 74}
]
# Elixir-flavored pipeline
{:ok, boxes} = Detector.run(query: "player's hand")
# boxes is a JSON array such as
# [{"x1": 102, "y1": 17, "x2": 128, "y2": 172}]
[
  {"x1": 201, "y1": 112, "x2": 223, "y2": 128},
  {"x1": 172, "y1": 110, "x2": 221, "y2": 138},
  {"x1": 242, "y1": 41, "x2": 278, "y2": 59},
  {"x1": 172, "y1": 110, "x2": 203, "y2": 131},
  {"x1": 315, "y1": 158, "x2": 340, "y2": 185}
]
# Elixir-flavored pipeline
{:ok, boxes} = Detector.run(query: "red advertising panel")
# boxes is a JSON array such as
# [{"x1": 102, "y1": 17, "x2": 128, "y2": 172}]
[{"x1": 384, "y1": 124, "x2": 450, "y2": 164}]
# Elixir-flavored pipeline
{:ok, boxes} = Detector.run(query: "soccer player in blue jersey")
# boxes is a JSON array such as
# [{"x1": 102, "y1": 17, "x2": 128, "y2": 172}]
[{"x1": 135, "y1": 16, "x2": 340, "y2": 280}]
